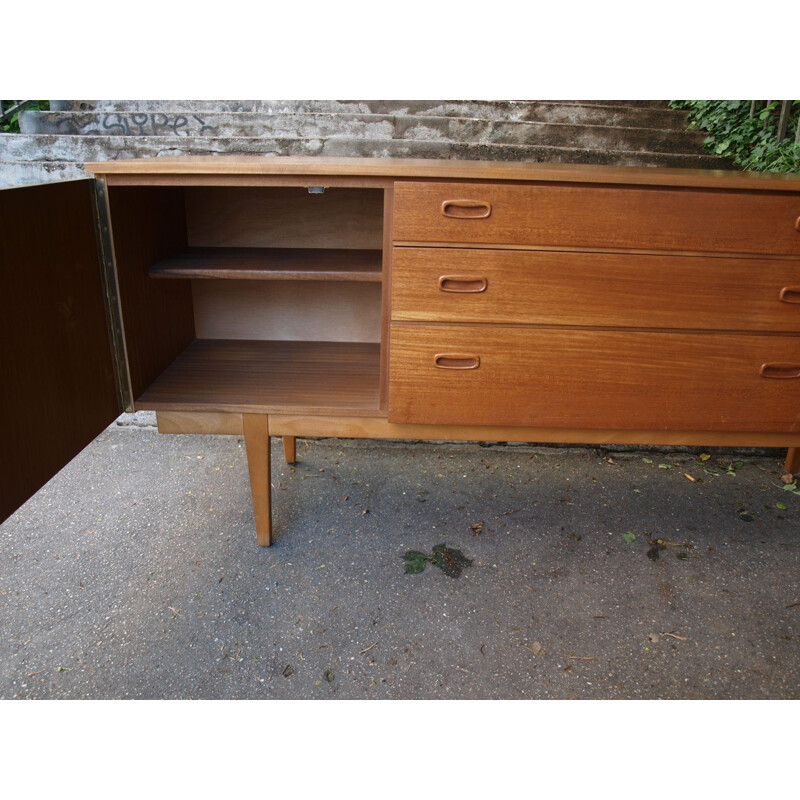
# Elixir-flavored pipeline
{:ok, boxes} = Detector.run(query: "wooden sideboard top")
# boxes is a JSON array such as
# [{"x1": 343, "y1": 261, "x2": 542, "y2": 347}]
[{"x1": 84, "y1": 155, "x2": 800, "y2": 192}]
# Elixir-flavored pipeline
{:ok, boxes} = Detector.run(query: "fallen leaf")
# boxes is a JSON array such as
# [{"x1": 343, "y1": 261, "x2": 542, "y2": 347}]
[
  {"x1": 529, "y1": 641, "x2": 544, "y2": 657},
  {"x1": 282, "y1": 664, "x2": 294, "y2": 678},
  {"x1": 663, "y1": 632, "x2": 689, "y2": 641},
  {"x1": 648, "y1": 633, "x2": 660, "y2": 643},
  {"x1": 402, "y1": 544, "x2": 473, "y2": 578},
  {"x1": 781, "y1": 473, "x2": 795, "y2": 484},
  {"x1": 777, "y1": 502, "x2": 788, "y2": 510},
  {"x1": 658, "y1": 464, "x2": 672, "y2": 470},
  {"x1": 323, "y1": 669, "x2": 335, "y2": 683},
  {"x1": 698, "y1": 453, "x2": 712, "y2": 462},
  {"x1": 402, "y1": 550, "x2": 429, "y2": 575},
  {"x1": 623, "y1": 531, "x2": 636, "y2": 544},
  {"x1": 469, "y1": 521, "x2": 484, "y2": 536},
  {"x1": 431, "y1": 543, "x2": 473, "y2": 578}
]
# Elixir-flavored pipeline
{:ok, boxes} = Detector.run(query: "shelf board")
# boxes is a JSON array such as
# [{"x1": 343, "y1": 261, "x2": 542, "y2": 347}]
[
  {"x1": 136, "y1": 339, "x2": 382, "y2": 416},
  {"x1": 149, "y1": 247, "x2": 383, "y2": 282}
]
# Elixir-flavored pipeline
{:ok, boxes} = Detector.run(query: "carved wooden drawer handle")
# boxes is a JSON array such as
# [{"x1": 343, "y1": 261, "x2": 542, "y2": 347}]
[
  {"x1": 434, "y1": 353, "x2": 481, "y2": 370},
  {"x1": 780, "y1": 287, "x2": 800, "y2": 303},
  {"x1": 438, "y1": 275, "x2": 488, "y2": 293},
  {"x1": 440, "y1": 200, "x2": 492, "y2": 219},
  {"x1": 760, "y1": 363, "x2": 800, "y2": 379}
]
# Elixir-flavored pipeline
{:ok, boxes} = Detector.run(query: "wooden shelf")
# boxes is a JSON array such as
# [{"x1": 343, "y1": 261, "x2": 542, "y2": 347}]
[
  {"x1": 136, "y1": 339, "x2": 382, "y2": 415},
  {"x1": 149, "y1": 247, "x2": 383, "y2": 282}
]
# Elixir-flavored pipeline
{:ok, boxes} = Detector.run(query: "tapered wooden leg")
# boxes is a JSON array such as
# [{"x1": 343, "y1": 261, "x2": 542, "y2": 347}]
[
  {"x1": 243, "y1": 413, "x2": 272, "y2": 546},
  {"x1": 785, "y1": 448, "x2": 800, "y2": 475},
  {"x1": 283, "y1": 435, "x2": 297, "y2": 464}
]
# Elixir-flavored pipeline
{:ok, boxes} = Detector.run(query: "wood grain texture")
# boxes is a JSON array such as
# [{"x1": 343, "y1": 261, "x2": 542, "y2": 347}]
[
  {"x1": 137, "y1": 339, "x2": 382, "y2": 415},
  {"x1": 156, "y1": 411, "x2": 244, "y2": 434},
  {"x1": 86, "y1": 155, "x2": 800, "y2": 192},
  {"x1": 243, "y1": 413, "x2": 272, "y2": 546},
  {"x1": 0, "y1": 179, "x2": 121, "y2": 523},
  {"x1": 786, "y1": 448, "x2": 800, "y2": 473},
  {"x1": 393, "y1": 182, "x2": 800, "y2": 256},
  {"x1": 389, "y1": 324, "x2": 800, "y2": 432},
  {"x1": 191, "y1": 281, "x2": 382, "y2": 343},
  {"x1": 268, "y1": 414, "x2": 800, "y2": 447},
  {"x1": 103, "y1": 174, "x2": 393, "y2": 189},
  {"x1": 185, "y1": 187, "x2": 383, "y2": 249},
  {"x1": 392, "y1": 247, "x2": 800, "y2": 331},
  {"x1": 150, "y1": 247, "x2": 382, "y2": 281},
  {"x1": 107, "y1": 186, "x2": 195, "y2": 401},
  {"x1": 380, "y1": 186, "x2": 394, "y2": 409},
  {"x1": 283, "y1": 436, "x2": 297, "y2": 464}
]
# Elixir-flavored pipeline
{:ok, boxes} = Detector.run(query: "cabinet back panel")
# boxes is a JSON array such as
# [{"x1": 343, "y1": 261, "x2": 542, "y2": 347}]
[
  {"x1": 185, "y1": 187, "x2": 384, "y2": 249},
  {"x1": 108, "y1": 186, "x2": 195, "y2": 399},
  {"x1": 192, "y1": 281, "x2": 382, "y2": 342}
]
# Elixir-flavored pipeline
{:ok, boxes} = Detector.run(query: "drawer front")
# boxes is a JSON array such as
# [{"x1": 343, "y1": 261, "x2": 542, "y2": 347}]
[
  {"x1": 392, "y1": 247, "x2": 800, "y2": 331},
  {"x1": 393, "y1": 181, "x2": 800, "y2": 256},
  {"x1": 389, "y1": 324, "x2": 800, "y2": 431}
]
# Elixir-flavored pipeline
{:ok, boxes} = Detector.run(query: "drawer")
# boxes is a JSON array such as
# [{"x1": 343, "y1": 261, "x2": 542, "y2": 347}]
[
  {"x1": 391, "y1": 247, "x2": 800, "y2": 331},
  {"x1": 392, "y1": 181, "x2": 800, "y2": 256},
  {"x1": 388, "y1": 324, "x2": 800, "y2": 431}
]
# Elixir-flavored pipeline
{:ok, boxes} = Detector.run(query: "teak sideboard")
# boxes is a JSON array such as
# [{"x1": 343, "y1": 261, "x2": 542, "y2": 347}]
[{"x1": 2, "y1": 156, "x2": 800, "y2": 544}]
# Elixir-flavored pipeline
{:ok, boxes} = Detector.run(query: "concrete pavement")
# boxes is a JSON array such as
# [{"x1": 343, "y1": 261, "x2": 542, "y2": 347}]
[{"x1": 1, "y1": 423, "x2": 799, "y2": 699}]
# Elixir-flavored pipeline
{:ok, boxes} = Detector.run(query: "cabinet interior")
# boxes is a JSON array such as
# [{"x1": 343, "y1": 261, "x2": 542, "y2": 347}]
[{"x1": 108, "y1": 184, "x2": 386, "y2": 416}]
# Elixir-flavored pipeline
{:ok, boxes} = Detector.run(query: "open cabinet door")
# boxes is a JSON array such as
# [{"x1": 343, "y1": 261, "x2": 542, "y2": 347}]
[{"x1": 0, "y1": 179, "x2": 123, "y2": 524}]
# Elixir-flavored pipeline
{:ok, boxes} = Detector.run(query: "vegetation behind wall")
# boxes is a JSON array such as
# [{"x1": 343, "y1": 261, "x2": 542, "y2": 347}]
[{"x1": 670, "y1": 100, "x2": 800, "y2": 173}]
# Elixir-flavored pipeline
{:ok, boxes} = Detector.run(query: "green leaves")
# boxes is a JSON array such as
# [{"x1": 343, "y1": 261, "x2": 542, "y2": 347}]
[
  {"x1": 402, "y1": 544, "x2": 473, "y2": 578},
  {"x1": 402, "y1": 550, "x2": 430, "y2": 574},
  {"x1": 670, "y1": 100, "x2": 800, "y2": 174},
  {"x1": 623, "y1": 532, "x2": 637, "y2": 544},
  {"x1": 0, "y1": 100, "x2": 49, "y2": 133}
]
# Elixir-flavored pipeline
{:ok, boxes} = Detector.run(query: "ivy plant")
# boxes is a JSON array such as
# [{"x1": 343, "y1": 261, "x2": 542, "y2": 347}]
[
  {"x1": 670, "y1": 100, "x2": 800, "y2": 174},
  {"x1": 1, "y1": 101, "x2": 50, "y2": 133}
]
